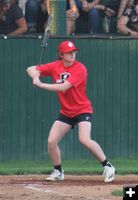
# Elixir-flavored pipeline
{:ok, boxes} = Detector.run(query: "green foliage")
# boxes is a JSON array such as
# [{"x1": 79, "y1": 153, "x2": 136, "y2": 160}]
[{"x1": 111, "y1": 189, "x2": 123, "y2": 197}]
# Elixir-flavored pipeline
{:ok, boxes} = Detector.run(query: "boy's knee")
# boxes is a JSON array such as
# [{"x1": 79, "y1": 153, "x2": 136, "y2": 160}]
[
  {"x1": 79, "y1": 137, "x2": 88, "y2": 146},
  {"x1": 48, "y1": 138, "x2": 56, "y2": 148}
]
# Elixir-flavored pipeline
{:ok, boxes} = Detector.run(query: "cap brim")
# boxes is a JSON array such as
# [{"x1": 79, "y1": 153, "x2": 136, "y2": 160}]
[{"x1": 65, "y1": 48, "x2": 79, "y2": 53}]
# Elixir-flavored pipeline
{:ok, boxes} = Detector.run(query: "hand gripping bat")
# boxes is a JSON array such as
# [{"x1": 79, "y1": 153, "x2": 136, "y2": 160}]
[{"x1": 39, "y1": 15, "x2": 52, "y2": 65}]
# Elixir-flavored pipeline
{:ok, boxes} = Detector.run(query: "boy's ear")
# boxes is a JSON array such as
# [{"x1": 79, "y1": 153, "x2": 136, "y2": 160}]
[{"x1": 59, "y1": 53, "x2": 64, "y2": 58}]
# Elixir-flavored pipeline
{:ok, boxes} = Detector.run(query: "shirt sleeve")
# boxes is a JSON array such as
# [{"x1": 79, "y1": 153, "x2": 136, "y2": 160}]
[
  {"x1": 36, "y1": 62, "x2": 54, "y2": 77},
  {"x1": 67, "y1": 65, "x2": 87, "y2": 87}
]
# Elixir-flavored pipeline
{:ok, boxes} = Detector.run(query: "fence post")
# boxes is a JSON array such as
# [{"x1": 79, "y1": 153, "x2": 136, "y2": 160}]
[{"x1": 50, "y1": 0, "x2": 66, "y2": 35}]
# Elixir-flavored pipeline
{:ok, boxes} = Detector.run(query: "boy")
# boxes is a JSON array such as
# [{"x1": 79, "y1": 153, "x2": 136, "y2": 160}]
[{"x1": 26, "y1": 40, "x2": 115, "y2": 182}]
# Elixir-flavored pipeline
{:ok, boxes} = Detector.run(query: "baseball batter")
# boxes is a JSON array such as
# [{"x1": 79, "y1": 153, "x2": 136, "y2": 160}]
[{"x1": 26, "y1": 40, "x2": 115, "y2": 182}]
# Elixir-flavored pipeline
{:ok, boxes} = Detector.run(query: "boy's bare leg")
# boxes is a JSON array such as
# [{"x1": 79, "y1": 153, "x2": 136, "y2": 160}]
[
  {"x1": 78, "y1": 121, "x2": 115, "y2": 182},
  {"x1": 78, "y1": 121, "x2": 106, "y2": 162},
  {"x1": 47, "y1": 121, "x2": 71, "y2": 165}
]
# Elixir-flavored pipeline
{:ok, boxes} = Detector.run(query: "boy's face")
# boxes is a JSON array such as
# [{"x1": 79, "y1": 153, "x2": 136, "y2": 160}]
[{"x1": 61, "y1": 51, "x2": 77, "y2": 64}]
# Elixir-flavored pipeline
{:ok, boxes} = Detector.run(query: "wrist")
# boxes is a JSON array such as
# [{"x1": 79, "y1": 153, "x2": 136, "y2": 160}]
[{"x1": 39, "y1": 82, "x2": 44, "y2": 88}]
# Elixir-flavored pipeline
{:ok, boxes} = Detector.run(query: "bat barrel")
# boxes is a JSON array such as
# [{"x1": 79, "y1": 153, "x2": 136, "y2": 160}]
[{"x1": 39, "y1": 15, "x2": 52, "y2": 65}]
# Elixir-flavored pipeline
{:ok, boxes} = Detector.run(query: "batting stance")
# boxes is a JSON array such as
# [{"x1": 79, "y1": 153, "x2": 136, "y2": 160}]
[{"x1": 26, "y1": 40, "x2": 115, "y2": 182}]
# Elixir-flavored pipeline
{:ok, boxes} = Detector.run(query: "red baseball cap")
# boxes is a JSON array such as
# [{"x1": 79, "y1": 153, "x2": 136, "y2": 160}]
[{"x1": 58, "y1": 41, "x2": 79, "y2": 53}]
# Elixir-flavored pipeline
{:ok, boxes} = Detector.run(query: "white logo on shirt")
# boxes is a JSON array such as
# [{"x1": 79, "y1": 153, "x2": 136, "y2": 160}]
[{"x1": 56, "y1": 72, "x2": 70, "y2": 83}]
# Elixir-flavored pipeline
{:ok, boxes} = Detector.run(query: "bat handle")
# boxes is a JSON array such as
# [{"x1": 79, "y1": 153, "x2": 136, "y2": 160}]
[
  {"x1": 42, "y1": 32, "x2": 50, "y2": 48},
  {"x1": 39, "y1": 47, "x2": 45, "y2": 65}
]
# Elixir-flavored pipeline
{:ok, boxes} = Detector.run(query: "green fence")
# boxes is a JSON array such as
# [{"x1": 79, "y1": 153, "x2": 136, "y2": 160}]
[{"x1": 0, "y1": 36, "x2": 138, "y2": 161}]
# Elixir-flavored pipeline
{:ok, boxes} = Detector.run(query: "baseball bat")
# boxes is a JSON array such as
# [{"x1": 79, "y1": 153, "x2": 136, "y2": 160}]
[{"x1": 39, "y1": 15, "x2": 52, "y2": 65}]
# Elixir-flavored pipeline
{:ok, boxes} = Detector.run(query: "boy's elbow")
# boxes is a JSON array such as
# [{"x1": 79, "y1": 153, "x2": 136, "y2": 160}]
[
  {"x1": 26, "y1": 66, "x2": 35, "y2": 71},
  {"x1": 26, "y1": 67, "x2": 30, "y2": 74},
  {"x1": 26, "y1": 66, "x2": 32, "y2": 74}
]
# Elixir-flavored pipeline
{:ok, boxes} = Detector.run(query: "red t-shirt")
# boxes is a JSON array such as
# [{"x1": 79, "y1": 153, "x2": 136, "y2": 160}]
[{"x1": 36, "y1": 60, "x2": 93, "y2": 117}]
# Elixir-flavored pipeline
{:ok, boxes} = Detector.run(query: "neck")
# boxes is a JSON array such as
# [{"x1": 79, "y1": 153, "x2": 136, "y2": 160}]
[{"x1": 62, "y1": 60, "x2": 74, "y2": 67}]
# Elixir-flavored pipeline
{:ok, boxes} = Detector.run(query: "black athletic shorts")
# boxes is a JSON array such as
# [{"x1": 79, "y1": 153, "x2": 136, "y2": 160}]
[{"x1": 56, "y1": 113, "x2": 92, "y2": 129}]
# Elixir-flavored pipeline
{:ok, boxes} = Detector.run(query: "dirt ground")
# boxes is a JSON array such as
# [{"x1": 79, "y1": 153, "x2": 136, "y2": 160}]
[{"x1": 0, "y1": 175, "x2": 138, "y2": 200}]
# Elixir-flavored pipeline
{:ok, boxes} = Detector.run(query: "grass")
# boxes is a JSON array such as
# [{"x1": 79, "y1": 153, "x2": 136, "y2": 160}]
[
  {"x1": 0, "y1": 158, "x2": 137, "y2": 175},
  {"x1": 111, "y1": 189, "x2": 123, "y2": 197}
]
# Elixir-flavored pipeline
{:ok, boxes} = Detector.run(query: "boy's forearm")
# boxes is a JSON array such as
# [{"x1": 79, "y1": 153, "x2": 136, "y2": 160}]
[
  {"x1": 33, "y1": 79, "x2": 72, "y2": 92},
  {"x1": 39, "y1": 83, "x2": 65, "y2": 92}
]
